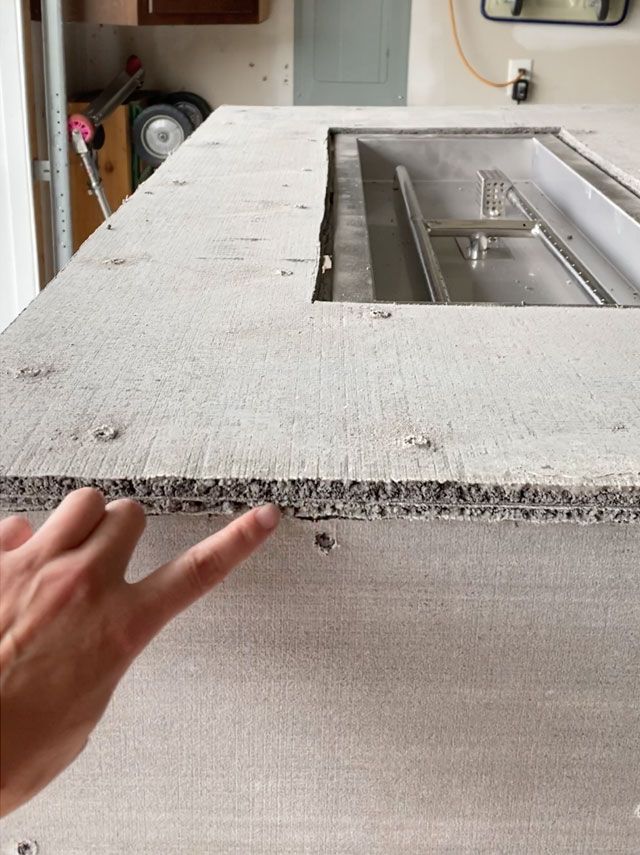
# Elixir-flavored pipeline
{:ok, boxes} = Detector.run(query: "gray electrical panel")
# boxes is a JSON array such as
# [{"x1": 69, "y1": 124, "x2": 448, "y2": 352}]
[{"x1": 294, "y1": 0, "x2": 412, "y2": 106}]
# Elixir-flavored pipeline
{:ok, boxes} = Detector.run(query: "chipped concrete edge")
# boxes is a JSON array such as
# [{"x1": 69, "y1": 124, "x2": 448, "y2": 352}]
[
  {"x1": 559, "y1": 128, "x2": 640, "y2": 197},
  {"x1": 1, "y1": 476, "x2": 638, "y2": 523}
]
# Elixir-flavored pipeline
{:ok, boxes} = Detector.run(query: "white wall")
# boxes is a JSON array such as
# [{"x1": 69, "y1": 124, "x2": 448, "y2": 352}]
[
  {"x1": 63, "y1": 0, "x2": 640, "y2": 108},
  {"x1": 64, "y1": 0, "x2": 294, "y2": 107},
  {"x1": 407, "y1": 0, "x2": 640, "y2": 106},
  {"x1": 0, "y1": 2, "x2": 40, "y2": 332}
]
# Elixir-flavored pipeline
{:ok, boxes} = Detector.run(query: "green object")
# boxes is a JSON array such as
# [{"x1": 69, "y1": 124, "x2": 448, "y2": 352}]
[{"x1": 129, "y1": 101, "x2": 148, "y2": 190}]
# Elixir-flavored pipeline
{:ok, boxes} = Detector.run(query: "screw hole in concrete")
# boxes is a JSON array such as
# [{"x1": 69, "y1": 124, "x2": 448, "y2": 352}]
[
  {"x1": 315, "y1": 532, "x2": 336, "y2": 555},
  {"x1": 89, "y1": 424, "x2": 119, "y2": 442}
]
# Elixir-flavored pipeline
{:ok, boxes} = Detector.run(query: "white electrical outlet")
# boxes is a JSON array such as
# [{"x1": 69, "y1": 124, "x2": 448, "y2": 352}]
[{"x1": 507, "y1": 58, "x2": 533, "y2": 100}]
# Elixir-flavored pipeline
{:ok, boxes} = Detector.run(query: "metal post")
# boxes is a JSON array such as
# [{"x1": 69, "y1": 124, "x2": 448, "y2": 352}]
[
  {"x1": 394, "y1": 166, "x2": 450, "y2": 304},
  {"x1": 71, "y1": 130, "x2": 112, "y2": 219},
  {"x1": 41, "y1": 0, "x2": 73, "y2": 271}
]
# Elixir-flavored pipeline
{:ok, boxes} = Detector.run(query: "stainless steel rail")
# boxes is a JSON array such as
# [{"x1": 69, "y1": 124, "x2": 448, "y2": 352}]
[
  {"x1": 506, "y1": 186, "x2": 615, "y2": 306},
  {"x1": 394, "y1": 166, "x2": 450, "y2": 304},
  {"x1": 426, "y1": 218, "x2": 536, "y2": 237}
]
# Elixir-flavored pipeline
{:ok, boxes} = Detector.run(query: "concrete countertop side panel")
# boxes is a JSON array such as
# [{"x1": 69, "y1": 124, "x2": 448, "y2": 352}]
[
  {"x1": 0, "y1": 514, "x2": 638, "y2": 853},
  {"x1": 1, "y1": 105, "x2": 639, "y2": 519}
]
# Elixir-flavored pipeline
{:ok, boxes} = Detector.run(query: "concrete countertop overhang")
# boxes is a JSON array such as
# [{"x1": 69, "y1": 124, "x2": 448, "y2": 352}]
[{"x1": 1, "y1": 105, "x2": 639, "y2": 522}]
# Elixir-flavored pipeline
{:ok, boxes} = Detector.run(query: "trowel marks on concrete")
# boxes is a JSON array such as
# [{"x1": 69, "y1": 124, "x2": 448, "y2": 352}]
[{"x1": 0, "y1": 106, "x2": 639, "y2": 522}]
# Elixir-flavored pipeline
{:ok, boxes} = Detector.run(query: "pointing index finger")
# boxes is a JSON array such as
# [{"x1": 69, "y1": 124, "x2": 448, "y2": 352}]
[{"x1": 135, "y1": 504, "x2": 280, "y2": 638}]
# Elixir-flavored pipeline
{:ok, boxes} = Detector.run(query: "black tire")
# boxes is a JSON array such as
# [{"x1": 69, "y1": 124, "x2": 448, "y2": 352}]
[
  {"x1": 166, "y1": 91, "x2": 212, "y2": 129},
  {"x1": 596, "y1": 0, "x2": 609, "y2": 20},
  {"x1": 171, "y1": 101, "x2": 205, "y2": 130},
  {"x1": 510, "y1": 0, "x2": 524, "y2": 15},
  {"x1": 132, "y1": 104, "x2": 194, "y2": 167},
  {"x1": 92, "y1": 124, "x2": 106, "y2": 151}
]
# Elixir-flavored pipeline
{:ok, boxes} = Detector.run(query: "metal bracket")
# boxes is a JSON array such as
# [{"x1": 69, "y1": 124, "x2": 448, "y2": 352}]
[
  {"x1": 477, "y1": 169, "x2": 512, "y2": 217},
  {"x1": 426, "y1": 218, "x2": 535, "y2": 237},
  {"x1": 32, "y1": 159, "x2": 51, "y2": 182}
]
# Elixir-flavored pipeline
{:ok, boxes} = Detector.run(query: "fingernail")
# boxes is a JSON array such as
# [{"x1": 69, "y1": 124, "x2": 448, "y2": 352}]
[{"x1": 255, "y1": 504, "x2": 281, "y2": 531}]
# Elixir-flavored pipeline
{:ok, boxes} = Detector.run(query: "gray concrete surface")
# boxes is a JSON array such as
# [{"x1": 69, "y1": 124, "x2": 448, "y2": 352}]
[
  {"x1": 1, "y1": 106, "x2": 639, "y2": 853},
  {"x1": 1, "y1": 106, "x2": 639, "y2": 521},
  {"x1": 1, "y1": 514, "x2": 639, "y2": 854}
]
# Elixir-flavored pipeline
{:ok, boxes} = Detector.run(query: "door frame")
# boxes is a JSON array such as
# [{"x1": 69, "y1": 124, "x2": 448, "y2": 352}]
[{"x1": 0, "y1": 1, "x2": 40, "y2": 331}]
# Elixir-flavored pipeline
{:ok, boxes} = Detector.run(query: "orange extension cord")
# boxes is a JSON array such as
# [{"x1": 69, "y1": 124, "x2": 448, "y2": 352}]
[{"x1": 448, "y1": 0, "x2": 524, "y2": 88}]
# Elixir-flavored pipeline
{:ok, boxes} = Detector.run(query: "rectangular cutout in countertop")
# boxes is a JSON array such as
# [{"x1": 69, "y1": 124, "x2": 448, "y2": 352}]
[{"x1": 318, "y1": 130, "x2": 640, "y2": 307}]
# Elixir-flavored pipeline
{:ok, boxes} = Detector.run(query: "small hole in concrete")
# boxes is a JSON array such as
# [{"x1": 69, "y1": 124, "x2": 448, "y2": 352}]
[
  {"x1": 403, "y1": 434, "x2": 435, "y2": 450},
  {"x1": 89, "y1": 424, "x2": 119, "y2": 442},
  {"x1": 315, "y1": 532, "x2": 336, "y2": 555},
  {"x1": 14, "y1": 366, "x2": 50, "y2": 379}
]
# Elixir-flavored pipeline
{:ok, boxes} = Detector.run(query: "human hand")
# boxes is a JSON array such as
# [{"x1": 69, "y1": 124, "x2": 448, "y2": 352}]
[{"x1": 0, "y1": 488, "x2": 280, "y2": 816}]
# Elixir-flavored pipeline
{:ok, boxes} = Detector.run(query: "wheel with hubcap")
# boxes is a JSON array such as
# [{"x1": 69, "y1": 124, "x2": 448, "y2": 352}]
[{"x1": 132, "y1": 104, "x2": 194, "y2": 167}]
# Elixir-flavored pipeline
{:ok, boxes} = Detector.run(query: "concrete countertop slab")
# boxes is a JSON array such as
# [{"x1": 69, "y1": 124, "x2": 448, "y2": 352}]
[{"x1": 1, "y1": 105, "x2": 639, "y2": 521}]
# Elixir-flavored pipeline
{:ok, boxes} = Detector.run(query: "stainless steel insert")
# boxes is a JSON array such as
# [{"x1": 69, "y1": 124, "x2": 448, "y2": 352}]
[{"x1": 323, "y1": 132, "x2": 640, "y2": 307}]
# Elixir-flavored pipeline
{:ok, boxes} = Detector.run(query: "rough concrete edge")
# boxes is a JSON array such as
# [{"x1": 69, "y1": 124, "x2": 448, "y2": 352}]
[
  {"x1": 311, "y1": 129, "x2": 333, "y2": 301},
  {"x1": 558, "y1": 128, "x2": 640, "y2": 198},
  {"x1": 327, "y1": 125, "x2": 563, "y2": 136},
  {"x1": 1, "y1": 476, "x2": 638, "y2": 523}
]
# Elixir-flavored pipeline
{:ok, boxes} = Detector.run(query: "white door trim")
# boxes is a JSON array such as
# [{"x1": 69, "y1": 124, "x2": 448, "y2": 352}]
[{"x1": 0, "y1": 2, "x2": 40, "y2": 332}]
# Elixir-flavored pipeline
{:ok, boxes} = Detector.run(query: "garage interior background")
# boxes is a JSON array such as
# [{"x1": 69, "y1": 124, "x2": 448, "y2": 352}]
[
  {"x1": 6, "y1": 0, "x2": 638, "y2": 316},
  {"x1": 61, "y1": 0, "x2": 640, "y2": 107}
]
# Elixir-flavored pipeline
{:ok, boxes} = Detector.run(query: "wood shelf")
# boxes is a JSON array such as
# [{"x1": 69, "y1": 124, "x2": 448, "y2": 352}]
[{"x1": 31, "y1": 0, "x2": 270, "y2": 25}]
